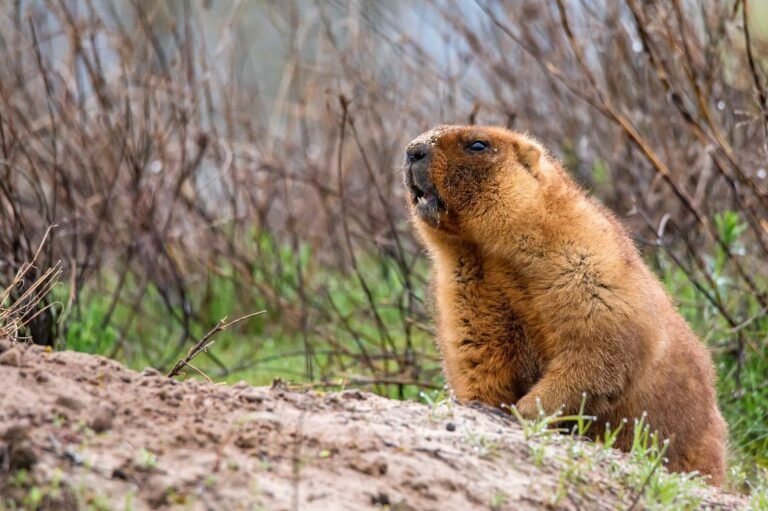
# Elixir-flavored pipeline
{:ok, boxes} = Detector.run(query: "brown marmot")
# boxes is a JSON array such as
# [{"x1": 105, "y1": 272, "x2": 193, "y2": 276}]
[{"x1": 403, "y1": 125, "x2": 727, "y2": 485}]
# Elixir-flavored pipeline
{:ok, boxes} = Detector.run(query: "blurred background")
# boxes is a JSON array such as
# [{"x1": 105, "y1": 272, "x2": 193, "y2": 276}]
[{"x1": 0, "y1": 0, "x2": 767, "y2": 484}]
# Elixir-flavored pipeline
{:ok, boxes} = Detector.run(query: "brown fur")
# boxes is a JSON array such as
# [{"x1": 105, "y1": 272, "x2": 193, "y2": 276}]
[{"x1": 403, "y1": 125, "x2": 727, "y2": 485}]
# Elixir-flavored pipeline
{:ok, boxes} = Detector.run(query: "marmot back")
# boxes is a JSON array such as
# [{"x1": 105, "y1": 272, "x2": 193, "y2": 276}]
[{"x1": 403, "y1": 125, "x2": 727, "y2": 485}]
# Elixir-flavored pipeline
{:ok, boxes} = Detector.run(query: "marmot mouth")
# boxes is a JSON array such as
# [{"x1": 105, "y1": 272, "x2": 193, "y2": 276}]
[
  {"x1": 405, "y1": 161, "x2": 446, "y2": 227},
  {"x1": 410, "y1": 183, "x2": 442, "y2": 211}
]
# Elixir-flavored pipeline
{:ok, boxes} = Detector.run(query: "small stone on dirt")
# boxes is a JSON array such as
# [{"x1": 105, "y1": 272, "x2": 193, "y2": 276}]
[
  {"x1": 112, "y1": 467, "x2": 129, "y2": 480},
  {"x1": 142, "y1": 367, "x2": 162, "y2": 378},
  {"x1": 341, "y1": 389, "x2": 366, "y2": 400},
  {"x1": 50, "y1": 353, "x2": 68, "y2": 364},
  {"x1": 2, "y1": 424, "x2": 29, "y2": 443},
  {"x1": 234, "y1": 434, "x2": 257, "y2": 449},
  {"x1": 144, "y1": 476, "x2": 174, "y2": 508},
  {"x1": 55, "y1": 395, "x2": 85, "y2": 411},
  {"x1": 446, "y1": 422, "x2": 456, "y2": 432},
  {"x1": 0, "y1": 347, "x2": 22, "y2": 367},
  {"x1": 240, "y1": 391, "x2": 263, "y2": 404},
  {"x1": 2, "y1": 426, "x2": 37, "y2": 471},
  {"x1": 371, "y1": 491, "x2": 391, "y2": 506},
  {"x1": 349, "y1": 459, "x2": 388, "y2": 476},
  {"x1": 8, "y1": 441, "x2": 38, "y2": 470},
  {"x1": 89, "y1": 404, "x2": 116, "y2": 433}
]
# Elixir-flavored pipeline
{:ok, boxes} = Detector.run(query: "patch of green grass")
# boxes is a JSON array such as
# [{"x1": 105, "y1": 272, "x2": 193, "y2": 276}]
[
  {"x1": 462, "y1": 428, "x2": 501, "y2": 460},
  {"x1": 510, "y1": 404, "x2": 706, "y2": 509},
  {"x1": 135, "y1": 447, "x2": 159, "y2": 471},
  {"x1": 490, "y1": 491, "x2": 508, "y2": 509},
  {"x1": 621, "y1": 414, "x2": 703, "y2": 510},
  {"x1": 419, "y1": 388, "x2": 454, "y2": 421},
  {"x1": 58, "y1": 231, "x2": 437, "y2": 400},
  {"x1": 4, "y1": 469, "x2": 70, "y2": 511}
]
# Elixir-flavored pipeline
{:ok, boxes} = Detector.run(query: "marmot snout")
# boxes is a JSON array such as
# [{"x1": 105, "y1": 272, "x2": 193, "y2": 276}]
[{"x1": 404, "y1": 125, "x2": 727, "y2": 485}]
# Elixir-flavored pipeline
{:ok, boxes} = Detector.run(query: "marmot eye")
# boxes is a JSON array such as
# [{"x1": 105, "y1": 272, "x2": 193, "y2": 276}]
[{"x1": 467, "y1": 140, "x2": 489, "y2": 152}]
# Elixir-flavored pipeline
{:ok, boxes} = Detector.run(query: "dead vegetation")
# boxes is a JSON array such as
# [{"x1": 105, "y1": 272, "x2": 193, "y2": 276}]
[
  {"x1": 0, "y1": 227, "x2": 60, "y2": 344},
  {"x1": 1, "y1": 0, "x2": 766, "y2": 386}
]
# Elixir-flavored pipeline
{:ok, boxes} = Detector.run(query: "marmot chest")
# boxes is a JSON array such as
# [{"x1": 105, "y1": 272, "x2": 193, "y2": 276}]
[{"x1": 435, "y1": 253, "x2": 541, "y2": 404}]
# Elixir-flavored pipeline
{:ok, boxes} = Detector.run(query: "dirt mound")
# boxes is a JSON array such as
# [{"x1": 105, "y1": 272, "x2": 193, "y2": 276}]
[{"x1": 0, "y1": 341, "x2": 747, "y2": 510}]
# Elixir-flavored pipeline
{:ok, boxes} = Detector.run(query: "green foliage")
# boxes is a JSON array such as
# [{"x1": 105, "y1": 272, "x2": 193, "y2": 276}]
[
  {"x1": 713, "y1": 210, "x2": 748, "y2": 274},
  {"x1": 60, "y1": 290, "x2": 120, "y2": 355},
  {"x1": 61, "y1": 231, "x2": 436, "y2": 400},
  {"x1": 420, "y1": 389, "x2": 454, "y2": 421},
  {"x1": 655, "y1": 210, "x2": 768, "y2": 477}
]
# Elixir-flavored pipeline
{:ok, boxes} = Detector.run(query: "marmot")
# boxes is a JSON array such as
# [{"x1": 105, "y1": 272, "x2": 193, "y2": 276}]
[{"x1": 403, "y1": 125, "x2": 727, "y2": 485}]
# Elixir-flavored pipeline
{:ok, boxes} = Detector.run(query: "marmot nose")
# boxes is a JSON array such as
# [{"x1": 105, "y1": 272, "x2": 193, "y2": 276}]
[{"x1": 406, "y1": 143, "x2": 431, "y2": 164}]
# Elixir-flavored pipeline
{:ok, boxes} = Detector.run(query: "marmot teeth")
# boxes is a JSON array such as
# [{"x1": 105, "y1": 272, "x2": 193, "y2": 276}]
[{"x1": 417, "y1": 196, "x2": 428, "y2": 205}]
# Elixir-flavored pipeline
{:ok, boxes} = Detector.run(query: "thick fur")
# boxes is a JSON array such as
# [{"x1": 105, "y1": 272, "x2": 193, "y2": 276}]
[{"x1": 404, "y1": 125, "x2": 727, "y2": 485}]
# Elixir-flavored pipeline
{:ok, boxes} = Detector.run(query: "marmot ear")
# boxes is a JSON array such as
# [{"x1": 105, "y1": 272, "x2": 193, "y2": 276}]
[{"x1": 513, "y1": 140, "x2": 542, "y2": 172}]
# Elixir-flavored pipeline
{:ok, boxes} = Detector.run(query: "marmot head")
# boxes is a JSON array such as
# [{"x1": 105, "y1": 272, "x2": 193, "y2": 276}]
[{"x1": 403, "y1": 125, "x2": 548, "y2": 239}]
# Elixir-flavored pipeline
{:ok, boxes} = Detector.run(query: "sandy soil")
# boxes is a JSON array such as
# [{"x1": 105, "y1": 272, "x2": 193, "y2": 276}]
[{"x1": 0, "y1": 340, "x2": 747, "y2": 510}]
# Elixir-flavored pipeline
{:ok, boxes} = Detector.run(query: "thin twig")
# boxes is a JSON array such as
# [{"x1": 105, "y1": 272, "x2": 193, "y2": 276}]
[
  {"x1": 167, "y1": 311, "x2": 265, "y2": 378},
  {"x1": 742, "y1": 0, "x2": 768, "y2": 159}
]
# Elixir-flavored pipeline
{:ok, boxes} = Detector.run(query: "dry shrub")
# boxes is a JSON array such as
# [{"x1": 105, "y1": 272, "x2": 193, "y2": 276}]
[{"x1": 0, "y1": 227, "x2": 60, "y2": 343}]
